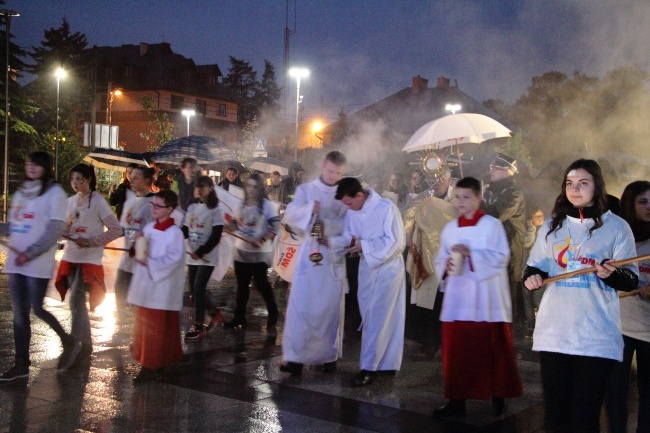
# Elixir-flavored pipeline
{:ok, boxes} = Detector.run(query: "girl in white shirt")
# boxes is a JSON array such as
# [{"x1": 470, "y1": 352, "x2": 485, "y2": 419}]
[
  {"x1": 54, "y1": 164, "x2": 122, "y2": 366},
  {"x1": 182, "y1": 176, "x2": 225, "y2": 339},
  {"x1": 524, "y1": 159, "x2": 638, "y2": 432},
  {"x1": 0, "y1": 152, "x2": 76, "y2": 381}
]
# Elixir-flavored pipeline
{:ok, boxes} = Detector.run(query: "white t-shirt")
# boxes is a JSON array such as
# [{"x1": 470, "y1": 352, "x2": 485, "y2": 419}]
[
  {"x1": 4, "y1": 184, "x2": 67, "y2": 278},
  {"x1": 118, "y1": 193, "x2": 154, "y2": 272},
  {"x1": 527, "y1": 212, "x2": 638, "y2": 361},
  {"x1": 184, "y1": 202, "x2": 225, "y2": 266},
  {"x1": 62, "y1": 191, "x2": 115, "y2": 265},
  {"x1": 619, "y1": 239, "x2": 650, "y2": 343},
  {"x1": 234, "y1": 200, "x2": 278, "y2": 254}
]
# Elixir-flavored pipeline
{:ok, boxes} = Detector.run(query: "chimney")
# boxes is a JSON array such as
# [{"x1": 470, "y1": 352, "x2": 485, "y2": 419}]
[
  {"x1": 437, "y1": 76, "x2": 450, "y2": 88},
  {"x1": 139, "y1": 42, "x2": 148, "y2": 57},
  {"x1": 412, "y1": 75, "x2": 428, "y2": 93}
]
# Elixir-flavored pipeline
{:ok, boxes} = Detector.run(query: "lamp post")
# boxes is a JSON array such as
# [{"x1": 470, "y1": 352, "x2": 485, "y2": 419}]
[
  {"x1": 445, "y1": 103, "x2": 461, "y2": 114},
  {"x1": 181, "y1": 109, "x2": 195, "y2": 137},
  {"x1": 106, "y1": 82, "x2": 121, "y2": 148},
  {"x1": 288, "y1": 67, "x2": 309, "y2": 161},
  {"x1": 54, "y1": 67, "x2": 66, "y2": 180},
  {"x1": 1, "y1": 9, "x2": 19, "y2": 222}
]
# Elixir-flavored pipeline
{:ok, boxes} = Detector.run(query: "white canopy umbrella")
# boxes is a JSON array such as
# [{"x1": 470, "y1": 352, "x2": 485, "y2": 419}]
[{"x1": 402, "y1": 113, "x2": 512, "y2": 177}]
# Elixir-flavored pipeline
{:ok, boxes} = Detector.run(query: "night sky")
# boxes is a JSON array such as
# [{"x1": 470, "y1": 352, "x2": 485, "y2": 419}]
[{"x1": 9, "y1": 0, "x2": 650, "y2": 122}]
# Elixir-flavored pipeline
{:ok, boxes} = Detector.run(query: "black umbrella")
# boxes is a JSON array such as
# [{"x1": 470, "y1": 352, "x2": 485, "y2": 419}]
[
  {"x1": 151, "y1": 135, "x2": 236, "y2": 165},
  {"x1": 83, "y1": 148, "x2": 149, "y2": 172},
  {"x1": 245, "y1": 157, "x2": 290, "y2": 175}
]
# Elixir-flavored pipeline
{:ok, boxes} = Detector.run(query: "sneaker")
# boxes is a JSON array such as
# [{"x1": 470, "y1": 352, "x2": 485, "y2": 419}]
[
  {"x1": 184, "y1": 324, "x2": 207, "y2": 340},
  {"x1": 58, "y1": 336, "x2": 82, "y2": 370},
  {"x1": 0, "y1": 364, "x2": 29, "y2": 382}
]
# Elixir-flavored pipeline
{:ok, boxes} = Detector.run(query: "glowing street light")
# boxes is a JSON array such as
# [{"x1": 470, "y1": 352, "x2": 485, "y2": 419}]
[
  {"x1": 289, "y1": 67, "x2": 309, "y2": 161},
  {"x1": 54, "y1": 67, "x2": 66, "y2": 179},
  {"x1": 182, "y1": 109, "x2": 195, "y2": 137},
  {"x1": 312, "y1": 120, "x2": 324, "y2": 147},
  {"x1": 1, "y1": 9, "x2": 20, "y2": 222},
  {"x1": 445, "y1": 103, "x2": 461, "y2": 114},
  {"x1": 106, "y1": 82, "x2": 122, "y2": 148}
]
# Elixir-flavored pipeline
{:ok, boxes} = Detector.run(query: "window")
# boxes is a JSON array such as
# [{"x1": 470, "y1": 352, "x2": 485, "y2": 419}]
[
  {"x1": 217, "y1": 103, "x2": 227, "y2": 117},
  {"x1": 171, "y1": 94, "x2": 184, "y2": 109},
  {"x1": 195, "y1": 99, "x2": 206, "y2": 115}
]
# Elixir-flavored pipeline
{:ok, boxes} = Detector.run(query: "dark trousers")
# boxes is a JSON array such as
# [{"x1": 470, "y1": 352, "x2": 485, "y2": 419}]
[
  {"x1": 188, "y1": 265, "x2": 216, "y2": 324},
  {"x1": 522, "y1": 284, "x2": 545, "y2": 332},
  {"x1": 605, "y1": 335, "x2": 650, "y2": 433},
  {"x1": 540, "y1": 351, "x2": 616, "y2": 433},
  {"x1": 9, "y1": 274, "x2": 68, "y2": 362},
  {"x1": 233, "y1": 261, "x2": 278, "y2": 322}
]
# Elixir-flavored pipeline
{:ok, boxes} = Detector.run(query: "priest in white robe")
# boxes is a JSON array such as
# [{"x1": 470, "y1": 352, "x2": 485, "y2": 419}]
[
  {"x1": 279, "y1": 151, "x2": 349, "y2": 375},
  {"x1": 335, "y1": 177, "x2": 406, "y2": 387}
]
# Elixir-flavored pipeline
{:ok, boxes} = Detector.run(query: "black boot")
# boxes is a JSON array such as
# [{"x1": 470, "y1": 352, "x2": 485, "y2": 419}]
[
  {"x1": 432, "y1": 399, "x2": 467, "y2": 417},
  {"x1": 322, "y1": 361, "x2": 337, "y2": 373},
  {"x1": 279, "y1": 362, "x2": 303, "y2": 375},
  {"x1": 492, "y1": 397, "x2": 508, "y2": 416},
  {"x1": 351, "y1": 370, "x2": 376, "y2": 387}
]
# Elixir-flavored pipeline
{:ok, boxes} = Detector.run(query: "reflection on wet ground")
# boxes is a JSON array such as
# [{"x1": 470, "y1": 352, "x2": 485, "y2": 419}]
[{"x1": 0, "y1": 273, "x2": 639, "y2": 432}]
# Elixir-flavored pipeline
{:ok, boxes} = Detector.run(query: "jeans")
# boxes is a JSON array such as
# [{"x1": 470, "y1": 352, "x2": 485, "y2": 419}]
[
  {"x1": 233, "y1": 261, "x2": 278, "y2": 322},
  {"x1": 68, "y1": 267, "x2": 92, "y2": 345},
  {"x1": 188, "y1": 265, "x2": 216, "y2": 323},
  {"x1": 540, "y1": 351, "x2": 616, "y2": 433},
  {"x1": 605, "y1": 335, "x2": 650, "y2": 433},
  {"x1": 9, "y1": 273, "x2": 69, "y2": 362}
]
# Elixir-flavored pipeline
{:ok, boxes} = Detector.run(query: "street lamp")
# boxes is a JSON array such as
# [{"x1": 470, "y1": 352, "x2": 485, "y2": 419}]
[
  {"x1": 106, "y1": 82, "x2": 121, "y2": 148},
  {"x1": 289, "y1": 67, "x2": 309, "y2": 161},
  {"x1": 54, "y1": 67, "x2": 66, "y2": 179},
  {"x1": 181, "y1": 109, "x2": 195, "y2": 137},
  {"x1": 312, "y1": 120, "x2": 324, "y2": 147},
  {"x1": 1, "y1": 9, "x2": 19, "y2": 222},
  {"x1": 445, "y1": 103, "x2": 461, "y2": 114}
]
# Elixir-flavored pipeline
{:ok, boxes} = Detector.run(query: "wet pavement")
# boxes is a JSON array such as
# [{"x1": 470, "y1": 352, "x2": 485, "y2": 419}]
[{"x1": 0, "y1": 270, "x2": 640, "y2": 432}]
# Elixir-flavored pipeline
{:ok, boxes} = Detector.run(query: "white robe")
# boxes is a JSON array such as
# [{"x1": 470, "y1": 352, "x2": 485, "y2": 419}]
[
  {"x1": 127, "y1": 222, "x2": 186, "y2": 311},
  {"x1": 282, "y1": 178, "x2": 349, "y2": 364},
  {"x1": 434, "y1": 215, "x2": 512, "y2": 322},
  {"x1": 345, "y1": 189, "x2": 406, "y2": 371}
]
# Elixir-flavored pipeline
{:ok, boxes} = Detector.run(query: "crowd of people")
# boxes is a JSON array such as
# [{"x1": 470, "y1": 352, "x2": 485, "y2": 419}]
[{"x1": 0, "y1": 149, "x2": 647, "y2": 433}]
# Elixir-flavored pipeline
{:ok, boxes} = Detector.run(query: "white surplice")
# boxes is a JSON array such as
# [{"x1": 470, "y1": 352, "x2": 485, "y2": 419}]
[
  {"x1": 345, "y1": 189, "x2": 406, "y2": 371},
  {"x1": 282, "y1": 178, "x2": 349, "y2": 364}
]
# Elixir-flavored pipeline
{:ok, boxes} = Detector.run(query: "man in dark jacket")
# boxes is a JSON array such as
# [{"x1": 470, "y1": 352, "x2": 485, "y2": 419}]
[
  {"x1": 109, "y1": 163, "x2": 139, "y2": 219},
  {"x1": 483, "y1": 153, "x2": 527, "y2": 321},
  {"x1": 278, "y1": 162, "x2": 304, "y2": 204},
  {"x1": 171, "y1": 157, "x2": 201, "y2": 211},
  {"x1": 217, "y1": 166, "x2": 243, "y2": 192}
]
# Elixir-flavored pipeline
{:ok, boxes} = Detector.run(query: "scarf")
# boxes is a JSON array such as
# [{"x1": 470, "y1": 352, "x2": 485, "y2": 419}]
[{"x1": 154, "y1": 218, "x2": 175, "y2": 231}]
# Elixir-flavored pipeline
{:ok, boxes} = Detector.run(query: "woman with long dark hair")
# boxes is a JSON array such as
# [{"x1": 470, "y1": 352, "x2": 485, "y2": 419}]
[
  {"x1": 605, "y1": 180, "x2": 650, "y2": 433},
  {"x1": 0, "y1": 151, "x2": 78, "y2": 381},
  {"x1": 54, "y1": 164, "x2": 122, "y2": 366},
  {"x1": 182, "y1": 176, "x2": 225, "y2": 339},
  {"x1": 224, "y1": 173, "x2": 280, "y2": 329},
  {"x1": 523, "y1": 159, "x2": 638, "y2": 432}
]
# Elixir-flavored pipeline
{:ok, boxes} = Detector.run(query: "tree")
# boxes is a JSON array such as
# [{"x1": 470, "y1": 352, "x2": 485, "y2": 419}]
[
  {"x1": 233, "y1": 117, "x2": 260, "y2": 162},
  {"x1": 24, "y1": 18, "x2": 91, "y2": 182},
  {"x1": 27, "y1": 18, "x2": 87, "y2": 75},
  {"x1": 0, "y1": 3, "x2": 40, "y2": 193},
  {"x1": 139, "y1": 96, "x2": 175, "y2": 151},
  {"x1": 256, "y1": 59, "x2": 281, "y2": 115},
  {"x1": 222, "y1": 56, "x2": 258, "y2": 126}
]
